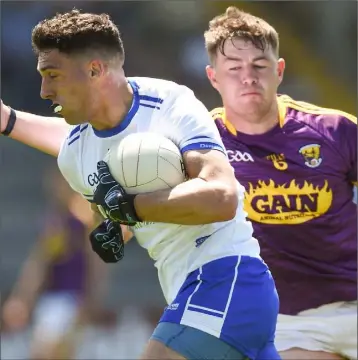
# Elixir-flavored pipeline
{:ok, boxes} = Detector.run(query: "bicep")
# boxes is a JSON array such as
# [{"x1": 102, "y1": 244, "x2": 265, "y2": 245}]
[{"x1": 183, "y1": 149, "x2": 236, "y2": 187}]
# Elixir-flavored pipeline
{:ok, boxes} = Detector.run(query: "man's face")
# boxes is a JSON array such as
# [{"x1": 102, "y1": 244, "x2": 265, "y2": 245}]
[
  {"x1": 206, "y1": 38, "x2": 285, "y2": 119},
  {"x1": 37, "y1": 49, "x2": 95, "y2": 125}
]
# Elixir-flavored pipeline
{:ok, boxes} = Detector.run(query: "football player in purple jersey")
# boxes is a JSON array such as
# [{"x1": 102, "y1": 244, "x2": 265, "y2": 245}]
[{"x1": 205, "y1": 6, "x2": 357, "y2": 360}]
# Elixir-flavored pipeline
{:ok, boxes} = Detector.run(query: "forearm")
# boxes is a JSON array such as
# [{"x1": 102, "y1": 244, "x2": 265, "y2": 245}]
[
  {"x1": 3, "y1": 105, "x2": 69, "y2": 157},
  {"x1": 11, "y1": 257, "x2": 48, "y2": 307},
  {"x1": 134, "y1": 178, "x2": 237, "y2": 225},
  {"x1": 83, "y1": 251, "x2": 109, "y2": 309}
]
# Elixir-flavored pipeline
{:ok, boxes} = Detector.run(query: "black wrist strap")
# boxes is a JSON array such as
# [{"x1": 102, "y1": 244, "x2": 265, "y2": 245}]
[{"x1": 1, "y1": 108, "x2": 16, "y2": 136}]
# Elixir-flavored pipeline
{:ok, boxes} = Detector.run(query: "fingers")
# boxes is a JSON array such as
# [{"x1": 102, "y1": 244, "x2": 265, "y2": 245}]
[
  {"x1": 96, "y1": 161, "x2": 117, "y2": 188},
  {"x1": 97, "y1": 160, "x2": 110, "y2": 177},
  {"x1": 89, "y1": 219, "x2": 124, "y2": 263}
]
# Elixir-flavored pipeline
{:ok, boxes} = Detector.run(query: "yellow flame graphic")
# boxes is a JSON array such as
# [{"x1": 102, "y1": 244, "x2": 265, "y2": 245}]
[{"x1": 244, "y1": 179, "x2": 333, "y2": 224}]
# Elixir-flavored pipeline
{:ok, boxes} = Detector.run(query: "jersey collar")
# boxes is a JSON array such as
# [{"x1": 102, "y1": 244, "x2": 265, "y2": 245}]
[
  {"x1": 92, "y1": 80, "x2": 140, "y2": 138},
  {"x1": 221, "y1": 95, "x2": 288, "y2": 136}
]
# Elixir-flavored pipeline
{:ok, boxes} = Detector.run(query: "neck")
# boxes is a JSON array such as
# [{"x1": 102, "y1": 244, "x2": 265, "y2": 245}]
[
  {"x1": 225, "y1": 100, "x2": 279, "y2": 135},
  {"x1": 90, "y1": 78, "x2": 133, "y2": 131}
]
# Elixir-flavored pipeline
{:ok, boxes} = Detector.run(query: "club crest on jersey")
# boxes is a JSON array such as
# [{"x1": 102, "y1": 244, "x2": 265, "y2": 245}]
[{"x1": 299, "y1": 144, "x2": 322, "y2": 168}]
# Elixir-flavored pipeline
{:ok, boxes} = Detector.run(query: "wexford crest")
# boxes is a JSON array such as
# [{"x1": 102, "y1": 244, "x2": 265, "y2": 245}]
[{"x1": 299, "y1": 144, "x2": 322, "y2": 168}]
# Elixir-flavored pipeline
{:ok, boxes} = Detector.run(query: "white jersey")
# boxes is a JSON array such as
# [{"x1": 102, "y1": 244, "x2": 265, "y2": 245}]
[{"x1": 58, "y1": 77, "x2": 260, "y2": 304}]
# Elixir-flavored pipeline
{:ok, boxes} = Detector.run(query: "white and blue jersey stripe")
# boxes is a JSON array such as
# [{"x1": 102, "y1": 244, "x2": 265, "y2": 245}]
[
  {"x1": 139, "y1": 94, "x2": 163, "y2": 110},
  {"x1": 180, "y1": 135, "x2": 226, "y2": 154},
  {"x1": 67, "y1": 124, "x2": 89, "y2": 145}
]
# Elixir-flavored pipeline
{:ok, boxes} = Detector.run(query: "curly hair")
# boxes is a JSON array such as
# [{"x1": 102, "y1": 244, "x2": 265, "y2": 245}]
[
  {"x1": 32, "y1": 9, "x2": 124, "y2": 59},
  {"x1": 204, "y1": 7, "x2": 279, "y2": 64}
]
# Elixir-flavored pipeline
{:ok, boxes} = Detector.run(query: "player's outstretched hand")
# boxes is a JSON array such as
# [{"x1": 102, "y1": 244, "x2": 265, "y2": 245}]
[
  {"x1": 93, "y1": 161, "x2": 141, "y2": 225},
  {"x1": 89, "y1": 219, "x2": 124, "y2": 263}
]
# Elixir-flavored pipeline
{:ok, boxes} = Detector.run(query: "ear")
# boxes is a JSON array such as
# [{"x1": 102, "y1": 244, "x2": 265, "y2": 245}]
[
  {"x1": 206, "y1": 65, "x2": 219, "y2": 91},
  {"x1": 89, "y1": 60, "x2": 106, "y2": 78},
  {"x1": 277, "y1": 58, "x2": 285, "y2": 85}
]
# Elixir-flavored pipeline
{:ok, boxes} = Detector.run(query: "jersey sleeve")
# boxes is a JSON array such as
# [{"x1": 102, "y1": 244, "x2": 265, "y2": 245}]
[
  {"x1": 160, "y1": 86, "x2": 226, "y2": 155},
  {"x1": 341, "y1": 115, "x2": 357, "y2": 184},
  {"x1": 317, "y1": 113, "x2": 357, "y2": 184}
]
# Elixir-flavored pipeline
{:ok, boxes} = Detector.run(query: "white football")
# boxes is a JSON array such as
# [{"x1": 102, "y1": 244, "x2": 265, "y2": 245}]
[{"x1": 105, "y1": 132, "x2": 186, "y2": 195}]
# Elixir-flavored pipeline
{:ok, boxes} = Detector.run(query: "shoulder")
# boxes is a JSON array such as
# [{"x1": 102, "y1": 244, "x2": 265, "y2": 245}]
[
  {"x1": 60, "y1": 123, "x2": 90, "y2": 149},
  {"x1": 58, "y1": 124, "x2": 89, "y2": 162},
  {"x1": 129, "y1": 76, "x2": 197, "y2": 110},
  {"x1": 57, "y1": 123, "x2": 90, "y2": 192},
  {"x1": 280, "y1": 95, "x2": 357, "y2": 140},
  {"x1": 132, "y1": 77, "x2": 212, "y2": 129}
]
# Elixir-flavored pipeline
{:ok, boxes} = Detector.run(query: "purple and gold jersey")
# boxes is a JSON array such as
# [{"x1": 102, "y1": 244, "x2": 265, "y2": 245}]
[{"x1": 212, "y1": 95, "x2": 357, "y2": 315}]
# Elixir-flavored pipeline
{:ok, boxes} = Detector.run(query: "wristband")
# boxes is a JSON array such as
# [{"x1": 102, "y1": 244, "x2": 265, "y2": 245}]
[{"x1": 1, "y1": 108, "x2": 16, "y2": 136}]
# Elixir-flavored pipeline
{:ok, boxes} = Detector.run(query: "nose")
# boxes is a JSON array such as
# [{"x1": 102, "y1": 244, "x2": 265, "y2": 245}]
[
  {"x1": 241, "y1": 67, "x2": 258, "y2": 86},
  {"x1": 40, "y1": 78, "x2": 55, "y2": 100}
]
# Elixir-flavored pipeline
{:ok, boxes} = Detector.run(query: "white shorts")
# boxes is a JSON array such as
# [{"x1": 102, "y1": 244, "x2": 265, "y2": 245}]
[
  {"x1": 32, "y1": 292, "x2": 79, "y2": 343},
  {"x1": 275, "y1": 301, "x2": 357, "y2": 359}
]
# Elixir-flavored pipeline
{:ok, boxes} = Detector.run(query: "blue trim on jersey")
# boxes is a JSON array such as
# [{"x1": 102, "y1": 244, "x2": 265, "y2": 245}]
[
  {"x1": 69, "y1": 125, "x2": 81, "y2": 138},
  {"x1": 68, "y1": 135, "x2": 80, "y2": 146},
  {"x1": 181, "y1": 142, "x2": 225, "y2": 154},
  {"x1": 138, "y1": 95, "x2": 164, "y2": 104},
  {"x1": 68, "y1": 124, "x2": 89, "y2": 145},
  {"x1": 140, "y1": 103, "x2": 161, "y2": 110},
  {"x1": 92, "y1": 80, "x2": 139, "y2": 138},
  {"x1": 185, "y1": 135, "x2": 212, "y2": 141}
]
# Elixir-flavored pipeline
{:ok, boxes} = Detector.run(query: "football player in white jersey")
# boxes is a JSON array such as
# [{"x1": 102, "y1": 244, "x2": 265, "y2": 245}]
[{"x1": 1, "y1": 9, "x2": 280, "y2": 360}]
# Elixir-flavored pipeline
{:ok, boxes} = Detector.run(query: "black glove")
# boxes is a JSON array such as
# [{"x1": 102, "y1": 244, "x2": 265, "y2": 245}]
[
  {"x1": 89, "y1": 219, "x2": 124, "y2": 263},
  {"x1": 93, "y1": 161, "x2": 141, "y2": 225}
]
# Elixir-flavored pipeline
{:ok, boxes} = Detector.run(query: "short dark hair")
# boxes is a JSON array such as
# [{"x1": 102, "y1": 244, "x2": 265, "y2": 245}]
[
  {"x1": 32, "y1": 9, "x2": 124, "y2": 60},
  {"x1": 204, "y1": 6, "x2": 279, "y2": 64}
]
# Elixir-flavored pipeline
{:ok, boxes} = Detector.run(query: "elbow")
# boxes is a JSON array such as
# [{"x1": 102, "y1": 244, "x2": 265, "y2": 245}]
[{"x1": 213, "y1": 184, "x2": 238, "y2": 222}]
